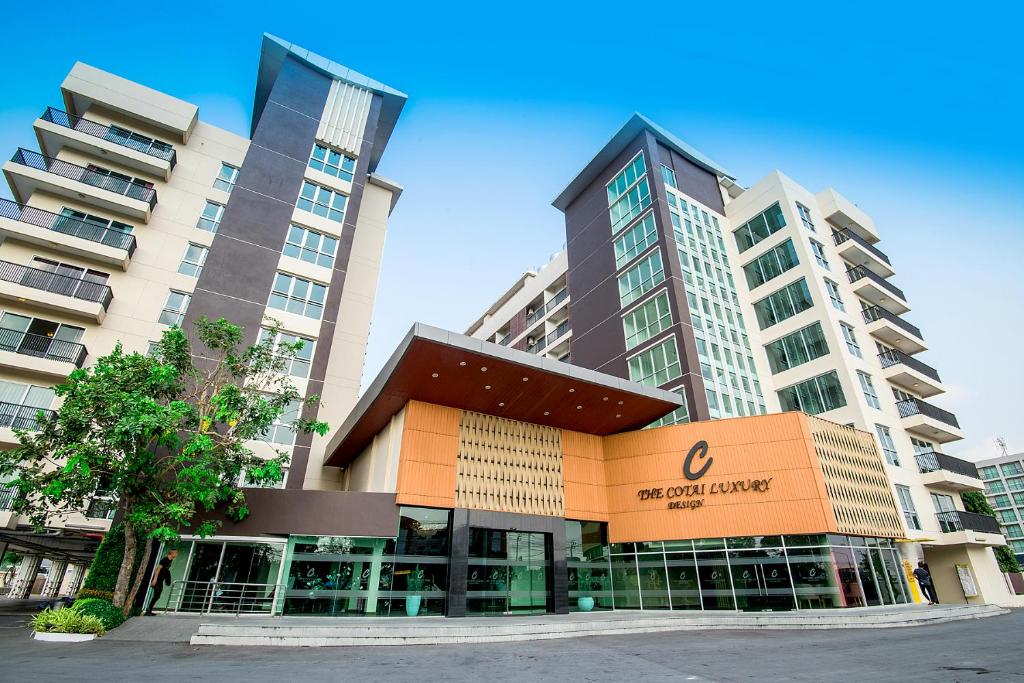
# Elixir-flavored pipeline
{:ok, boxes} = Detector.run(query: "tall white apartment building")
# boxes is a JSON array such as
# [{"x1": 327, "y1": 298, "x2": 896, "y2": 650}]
[{"x1": 977, "y1": 453, "x2": 1024, "y2": 563}]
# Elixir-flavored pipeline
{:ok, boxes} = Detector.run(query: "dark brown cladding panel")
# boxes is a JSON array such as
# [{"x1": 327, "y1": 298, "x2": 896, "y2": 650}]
[{"x1": 658, "y1": 143, "x2": 726, "y2": 214}]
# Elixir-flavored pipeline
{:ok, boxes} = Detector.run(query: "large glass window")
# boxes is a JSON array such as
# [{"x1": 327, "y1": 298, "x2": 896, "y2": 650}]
[
  {"x1": 196, "y1": 201, "x2": 224, "y2": 233},
  {"x1": 764, "y1": 322, "x2": 828, "y2": 374},
  {"x1": 618, "y1": 251, "x2": 664, "y2": 307},
  {"x1": 742, "y1": 239, "x2": 799, "y2": 289},
  {"x1": 824, "y1": 278, "x2": 846, "y2": 312},
  {"x1": 607, "y1": 152, "x2": 646, "y2": 204},
  {"x1": 622, "y1": 291, "x2": 672, "y2": 350},
  {"x1": 260, "y1": 398, "x2": 301, "y2": 446},
  {"x1": 734, "y1": 202, "x2": 786, "y2": 252},
  {"x1": 177, "y1": 243, "x2": 208, "y2": 278},
  {"x1": 627, "y1": 337, "x2": 681, "y2": 387},
  {"x1": 283, "y1": 225, "x2": 338, "y2": 268},
  {"x1": 159, "y1": 290, "x2": 191, "y2": 326},
  {"x1": 858, "y1": 371, "x2": 881, "y2": 409},
  {"x1": 297, "y1": 181, "x2": 347, "y2": 223},
  {"x1": 895, "y1": 485, "x2": 920, "y2": 530},
  {"x1": 840, "y1": 322, "x2": 862, "y2": 357},
  {"x1": 268, "y1": 272, "x2": 327, "y2": 320},
  {"x1": 1002, "y1": 462, "x2": 1024, "y2": 477},
  {"x1": 660, "y1": 164, "x2": 677, "y2": 189},
  {"x1": 467, "y1": 529, "x2": 550, "y2": 615},
  {"x1": 796, "y1": 202, "x2": 815, "y2": 231},
  {"x1": 566, "y1": 521, "x2": 612, "y2": 612},
  {"x1": 613, "y1": 213, "x2": 657, "y2": 268},
  {"x1": 258, "y1": 328, "x2": 315, "y2": 379},
  {"x1": 308, "y1": 143, "x2": 356, "y2": 182},
  {"x1": 875, "y1": 424, "x2": 900, "y2": 466},
  {"x1": 752, "y1": 279, "x2": 814, "y2": 330},
  {"x1": 777, "y1": 371, "x2": 846, "y2": 415},
  {"x1": 213, "y1": 163, "x2": 239, "y2": 193},
  {"x1": 979, "y1": 465, "x2": 999, "y2": 480}
]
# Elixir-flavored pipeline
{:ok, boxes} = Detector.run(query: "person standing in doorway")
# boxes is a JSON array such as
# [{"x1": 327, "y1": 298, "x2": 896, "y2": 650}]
[
  {"x1": 913, "y1": 560, "x2": 939, "y2": 604},
  {"x1": 144, "y1": 549, "x2": 178, "y2": 615}
]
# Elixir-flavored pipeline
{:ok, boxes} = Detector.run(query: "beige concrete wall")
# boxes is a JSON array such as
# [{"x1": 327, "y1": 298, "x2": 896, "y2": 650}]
[{"x1": 343, "y1": 406, "x2": 405, "y2": 493}]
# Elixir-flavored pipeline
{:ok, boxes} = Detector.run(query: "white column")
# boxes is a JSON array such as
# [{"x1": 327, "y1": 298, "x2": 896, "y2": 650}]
[
  {"x1": 60, "y1": 564, "x2": 87, "y2": 598},
  {"x1": 7, "y1": 554, "x2": 42, "y2": 599},
  {"x1": 41, "y1": 559, "x2": 69, "y2": 598}
]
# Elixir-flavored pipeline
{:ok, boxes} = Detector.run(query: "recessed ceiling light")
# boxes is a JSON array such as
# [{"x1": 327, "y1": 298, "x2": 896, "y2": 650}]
[
  {"x1": 481, "y1": 366, "x2": 488, "y2": 372},
  {"x1": 617, "y1": 401, "x2": 623, "y2": 405},
  {"x1": 498, "y1": 402, "x2": 505, "y2": 407},
  {"x1": 602, "y1": 397, "x2": 608, "y2": 401},
  {"x1": 484, "y1": 385, "x2": 491, "y2": 390},
  {"x1": 543, "y1": 411, "x2": 550, "y2": 416},
  {"x1": 569, "y1": 388, "x2": 575, "y2": 393},
  {"x1": 459, "y1": 361, "x2": 467, "y2": 367},
  {"x1": 431, "y1": 373, "x2": 438, "y2": 378},
  {"x1": 615, "y1": 414, "x2": 622, "y2": 418},
  {"x1": 522, "y1": 377, "x2": 529, "y2": 382},
  {"x1": 576, "y1": 405, "x2": 582, "y2": 410}
]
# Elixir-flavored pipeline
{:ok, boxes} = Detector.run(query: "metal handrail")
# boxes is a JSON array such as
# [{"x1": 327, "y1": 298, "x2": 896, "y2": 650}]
[
  {"x1": 861, "y1": 305, "x2": 923, "y2": 340},
  {"x1": 41, "y1": 107, "x2": 176, "y2": 166},
  {"x1": 497, "y1": 333, "x2": 512, "y2": 346},
  {"x1": 0, "y1": 259, "x2": 112, "y2": 308},
  {"x1": 846, "y1": 265, "x2": 906, "y2": 302},
  {"x1": 0, "y1": 484, "x2": 17, "y2": 511},
  {"x1": 831, "y1": 228, "x2": 891, "y2": 266},
  {"x1": 11, "y1": 149, "x2": 157, "y2": 209},
  {"x1": 896, "y1": 397, "x2": 960, "y2": 429},
  {"x1": 165, "y1": 580, "x2": 284, "y2": 615},
  {"x1": 546, "y1": 320, "x2": 570, "y2": 346},
  {"x1": 526, "y1": 288, "x2": 569, "y2": 327},
  {"x1": 878, "y1": 348, "x2": 941, "y2": 382},
  {"x1": 0, "y1": 402, "x2": 55, "y2": 431},
  {"x1": 0, "y1": 327, "x2": 87, "y2": 367},
  {"x1": 0, "y1": 198, "x2": 136, "y2": 254},
  {"x1": 915, "y1": 451, "x2": 980, "y2": 479},
  {"x1": 935, "y1": 510, "x2": 1001, "y2": 535}
]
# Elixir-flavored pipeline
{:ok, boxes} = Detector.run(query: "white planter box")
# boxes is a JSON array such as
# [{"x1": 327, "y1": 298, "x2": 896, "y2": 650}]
[{"x1": 33, "y1": 632, "x2": 97, "y2": 643}]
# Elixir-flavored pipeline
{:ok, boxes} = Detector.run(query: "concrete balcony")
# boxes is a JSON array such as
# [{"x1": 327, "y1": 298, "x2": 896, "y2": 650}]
[
  {"x1": 915, "y1": 452, "x2": 984, "y2": 492},
  {"x1": 4, "y1": 148, "x2": 156, "y2": 223},
  {"x1": 0, "y1": 198, "x2": 135, "y2": 270},
  {"x1": 0, "y1": 327, "x2": 87, "y2": 379},
  {"x1": 0, "y1": 259, "x2": 112, "y2": 323},
  {"x1": 0, "y1": 484, "x2": 18, "y2": 529},
  {"x1": 0, "y1": 402, "x2": 56, "y2": 447},
  {"x1": 878, "y1": 349, "x2": 943, "y2": 398},
  {"x1": 832, "y1": 229, "x2": 894, "y2": 278},
  {"x1": 931, "y1": 510, "x2": 1005, "y2": 547},
  {"x1": 816, "y1": 188, "x2": 880, "y2": 243},
  {"x1": 847, "y1": 266, "x2": 909, "y2": 314},
  {"x1": 862, "y1": 305, "x2": 926, "y2": 354},
  {"x1": 35, "y1": 107, "x2": 176, "y2": 181},
  {"x1": 897, "y1": 397, "x2": 963, "y2": 443}
]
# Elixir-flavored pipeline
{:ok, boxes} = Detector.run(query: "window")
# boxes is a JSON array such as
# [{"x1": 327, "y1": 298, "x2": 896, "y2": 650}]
[
  {"x1": 0, "y1": 380, "x2": 55, "y2": 429},
  {"x1": 910, "y1": 437, "x2": 934, "y2": 454},
  {"x1": 1003, "y1": 523, "x2": 1023, "y2": 538},
  {"x1": 613, "y1": 213, "x2": 657, "y2": 268},
  {"x1": 617, "y1": 250, "x2": 664, "y2": 307},
  {"x1": 260, "y1": 398, "x2": 301, "y2": 446},
  {"x1": 622, "y1": 291, "x2": 672, "y2": 350},
  {"x1": 1013, "y1": 492, "x2": 1024, "y2": 507},
  {"x1": 283, "y1": 225, "x2": 339, "y2": 268},
  {"x1": 1012, "y1": 540, "x2": 1024, "y2": 555},
  {"x1": 895, "y1": 485, "x2": 920, "y2": 530},
  {"x1": 1008, "y1": 477, "x2": 1024, "y2": 492},
  {"x1": 998, "y1": 509, "x2": 1018, "y2": 524},
  {"x1": 660, "y1": 164, "x2": 677, "y2": 189},
  {"x1": 213, "y1": 163, "x2": 239, "y2": 193},
  {"x1": 733, "y1": 202, "x2": 786, "y2": 252},
  {"x1": 987, "y1": 480, "x2": 1007, "y2": 494},
  {"x1": 84, "y1": 164, "x2": 151, "y2": 198},
  {"x1": 824, "y1": 278, "x2": 845, "y2": 312},
  {"x1": 763, "y1": 322, "x2": 829, "y2": 374},
  {"x1": 858, "y1": 371, "x2": 880, "y2": 409},
  {"x1": 297, "y1": 181, "x2": 347, "y2": 223},
  {"x1": 177, "y1": 243, "x2": 208, "y2": 278},
  {"x1": 196, "y1": 201, "x2": 224, "y2": 233},
  {"x1": 159, "y1": 290, "x2": 191, "y2": 326},
  {"x1": 607, "y1": 153, "x2": 646, "y2": 204},
  {"x1": 752, "y1": 279, "x2": 814, "y2": 330},
  {"x1": 875, "y1": 424, "x2": 900, "y2": 466},
  {"x1": 609, "y1": 177, "x2": 651, "y2": 234},
  {"x1": 796, "y1": 202, "x2": 815, "y2": 231},
  {"x1": 809, "y1": 239, "x2": 830, "y2": 269},
  {"x1": 776, "y1": 371, "x2": 846, "y2": 415},
  {"x1": 648, "y1": 387, "x2": 689, "y2": 427},
  {"x1": 57, "y1": 208, "x2": 133, "y2": 244},
  {"x1": 308, "y1": 143, "x2": 356, "y2": 182},
  {"x1": 268, "y1": 272, "x2": 327, "y2": 320},
  {"x1": 992, "y1": 494, "x2": 1012, "y2": 509},
  {"x1": 241, "y1": 468, "x2": 288, "y2": 489},
  {"x1": 106, "y1": 125, "x2": 172, "y2": 157},
  {"x1": 840, "y1": 323, "x2": 862, "y2": 358},
  {"x1": 627, "y1": 337, "x2": 682, "y2": 387},
  {"x1": 742, "y1": 239, "x2": 799, "y2": 289},
  {"x1": 979, "y1": 466, "x2": 999, "y2": 480},
  {"x1": 258, "y1": 328, "x2": 315, "y2": 379},
  {"x1": 28, "y1": 258, "x2": 110, "y2": 300},
  {"x1": 1001, "y1": 462, "x2": 1024, "y2": 477}
]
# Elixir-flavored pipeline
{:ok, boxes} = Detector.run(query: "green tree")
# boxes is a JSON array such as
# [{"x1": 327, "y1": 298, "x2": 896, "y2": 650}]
[
  {"x1": 962, "y1": 490, "x2": 1022, "y2": 573},
  {"x1": 0, "y1": 317, "x2": 327, "y2": 614}
]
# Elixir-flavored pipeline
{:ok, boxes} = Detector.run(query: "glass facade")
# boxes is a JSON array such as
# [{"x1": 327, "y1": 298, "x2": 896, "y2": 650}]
[{"x1": 467, "y1": 529, "x2": 551, "y2": 615}]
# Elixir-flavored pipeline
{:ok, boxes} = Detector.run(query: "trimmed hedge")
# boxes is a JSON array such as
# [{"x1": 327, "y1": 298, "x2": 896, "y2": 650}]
[
  {"x1": 73, "y1": 598, "x2": 126, "y2": 631},
  {"x1": 81, "y1": 522, "x2": 146, "y2": 599},
  {"x1": 32, "y1": 608, "x2": 105, "y2": 635}
]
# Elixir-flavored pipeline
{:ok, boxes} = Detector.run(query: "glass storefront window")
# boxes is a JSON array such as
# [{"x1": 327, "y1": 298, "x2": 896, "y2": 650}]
[
  {"x1": 729, "y1": 547, "x2": 794, "y2": 611},
  {"x1": 637, "y1": 553, "x2": 671, "y2": 609},
  {"x1": 609, "y1": 554, "x2": 642, "y2": 609},
  {"x1": 852, "y1": 547, "x2": 883, "y2": 606},
  {"x1": 787, "y1": 545, "x2": 843, "y2": 609},
  {"x1": 566, "y1": 521, "x2": 612, "y2": 611},
  {"x1": 665, "y1": 552, "x2": 701, "y2": 610},
  {"x1": 696, "y1": 550, "x2": 735, "y2": 610},
  {"x1": 467, "y1": 529, "x2": 551, "y2": 616}
]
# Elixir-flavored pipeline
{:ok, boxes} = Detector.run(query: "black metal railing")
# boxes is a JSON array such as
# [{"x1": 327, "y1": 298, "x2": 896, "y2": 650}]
[
  {"x1": 0, "y1": 198, "x2": 136, "y2": 255},
  {"x1": 935, "y1": 510, "x2": 1002, "y2": 535},
  {"x1": 41, "y1": 107, "x2": 176, "y2": 167},
  {"x1": 0, "y1": 402, "x2": 55, "y2": 431},
  {"x1": 878, "y1": 348, "x2": 941, "y2": 382},
  {"x1": 0, "y1": 484, "x2": 17, "y2": 511},
  {"x1": 497, "y1": 333, "x2": 512, "y2": 346},
  {"x1": 915, "y1": 451, "x2": 980, "y2": 479},
  {"x1": 896, "y1": 397, "x2": 960, "y2": 430},
  {"x1": 0, "y1": 259, "x2": 112, "y2": 309},
  {"x1": 11, "y1": 149, "x2": 157, "y2": 209},
  {"x1": 546, "y1": 320, "x2": 570, "y2": 346},
  {"x1": 526, "y1": 288, "x2": 569, "y2": 327},
  {"x1": 526, "y1": 335, "x2": 547, "y2": 354},
  {"x1": 0, "y1": 327, "x2": 87, "y2": 367},
  {"x1": 832, "y1": 228, "x2": 891, "y2": 266},
  {"x1": 861, "y1": 305, "x2": 923, "y2": 340},
  {"x1": 846, "y1": 265, "x2": 905, "y2": 302}
]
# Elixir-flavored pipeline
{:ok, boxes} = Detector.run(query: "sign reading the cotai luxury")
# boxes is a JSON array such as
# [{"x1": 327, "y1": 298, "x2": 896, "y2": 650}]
[{"x1": 634, "y1": 440, "x2": 775, "y2": 511}]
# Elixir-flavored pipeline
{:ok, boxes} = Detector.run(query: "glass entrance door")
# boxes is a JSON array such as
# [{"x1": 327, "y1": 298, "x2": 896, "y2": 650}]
[{"x1": 466, "y1": 528, "x2": 551, "y2": 615}]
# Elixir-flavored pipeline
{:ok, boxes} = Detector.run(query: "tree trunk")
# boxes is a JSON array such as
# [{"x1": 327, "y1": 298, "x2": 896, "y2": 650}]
[
  {"x1": 112, "y1": 520, "x2": 137, "y2": 610},
  {"x1": 125, "y1": 537, "x2": 154, "y2": 616}
]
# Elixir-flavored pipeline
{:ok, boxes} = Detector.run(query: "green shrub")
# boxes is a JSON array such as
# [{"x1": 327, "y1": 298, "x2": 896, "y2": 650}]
[
  {"x1": 32, "y1": 608, "x2": 105, "y2": 635},
  {"x1": 76, "y1": 588, "x2": 114, "y2": 601},
  {"x1": 73, "y1": 598, "x2": 125, "y2": 631}
]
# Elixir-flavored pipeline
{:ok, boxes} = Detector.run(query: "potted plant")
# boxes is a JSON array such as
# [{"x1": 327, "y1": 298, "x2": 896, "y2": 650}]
[
  {"x1": 405, "y1": 567, "x2": 424, "y2": 616},
  {"x1": 31, "y1": 607, "x2": 105, "y2": 642},
  {"x1": 577, "y1": 568, "x2": 595, "y2": 612}
]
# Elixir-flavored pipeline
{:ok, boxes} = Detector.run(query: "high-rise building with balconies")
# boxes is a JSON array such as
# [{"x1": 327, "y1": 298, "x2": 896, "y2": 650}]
[{"x1": 0, "y1": 34, "x2": 405, "y2": 599}]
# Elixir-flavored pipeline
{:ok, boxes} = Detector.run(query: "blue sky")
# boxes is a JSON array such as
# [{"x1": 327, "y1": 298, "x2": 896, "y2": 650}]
[{"x1": 2, "y1": 2, "x2": 1022, "y2": 462}]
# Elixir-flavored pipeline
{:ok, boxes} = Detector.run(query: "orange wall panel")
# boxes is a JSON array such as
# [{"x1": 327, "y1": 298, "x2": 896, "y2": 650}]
[{"x1": 394, "y1": 401, "x2": 460, "y2": 509}]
